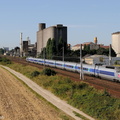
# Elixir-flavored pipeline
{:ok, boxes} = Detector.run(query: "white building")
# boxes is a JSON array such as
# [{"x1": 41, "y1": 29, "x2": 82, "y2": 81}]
[
  {"x1": 84, "y1": 55, "x2": 109, "y2": 65},
  {"x1": 84, "y1": 54, "x2": 120, "y2": 65}
]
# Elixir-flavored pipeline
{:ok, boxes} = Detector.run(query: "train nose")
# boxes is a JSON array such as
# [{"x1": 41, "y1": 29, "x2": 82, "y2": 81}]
[{"x1": 118, "y1": 73, "x2": 120, "y2": 78}]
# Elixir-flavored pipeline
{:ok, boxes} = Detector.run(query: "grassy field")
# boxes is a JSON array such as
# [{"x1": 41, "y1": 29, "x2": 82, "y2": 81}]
[{"x1": 1, "y1": 57, "x2": 120, "y2": 120}]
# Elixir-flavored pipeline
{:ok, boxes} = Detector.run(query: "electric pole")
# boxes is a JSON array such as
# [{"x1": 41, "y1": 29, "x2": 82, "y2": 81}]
[{"x1": 80, "y1": 44, "x2": 84, "y2": 80}]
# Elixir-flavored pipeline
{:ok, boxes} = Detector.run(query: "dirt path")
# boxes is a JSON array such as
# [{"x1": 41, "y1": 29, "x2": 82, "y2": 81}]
[
  {"x1": 0, "y1": 66, "x2": 65, "y2": 120},
  {"x1": 0, "y1": 65, "x2": 95, "y2": 120}
]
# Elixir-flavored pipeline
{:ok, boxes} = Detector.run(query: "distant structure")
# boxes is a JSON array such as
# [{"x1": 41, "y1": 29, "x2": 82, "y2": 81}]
[
  {"x1": 71, "y1": 37, "x2": 102, "y2": 51},
  {"x1": 19, "y1": 33, "x2": 37, "y2": 57},
  {"x1": 84, "y1": 54, "x2": 120, "y2": 65},
  {"x1": 3, "y1": 47, "x2": 9, "y2": 52},
  {"x1": 3, "y1": 47, "x2": 9, "y2": 55},
  {"x1": 84, "y1": 55, "x2": 109, "y2": 65},
  {"x1": 22, "y1": 41, "x2": 28, "y2": 56},
  {"x1": 112, "y1": 32, "x2": 120, "y2": 57},
  {"x1": 13, "y1": 47, "x2": 20, "y2": 57},
  {"x1": 94, "y1": 37, "x2": 97, "y2": 44},
  {"x1": 37, "y1": 23, "x2": 67, "y2": 56}
]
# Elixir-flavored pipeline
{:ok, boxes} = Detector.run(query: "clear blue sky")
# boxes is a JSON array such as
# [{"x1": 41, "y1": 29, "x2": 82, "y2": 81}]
[{"x1": 0, "y1": 0, "x2": 120, "y2": 49}]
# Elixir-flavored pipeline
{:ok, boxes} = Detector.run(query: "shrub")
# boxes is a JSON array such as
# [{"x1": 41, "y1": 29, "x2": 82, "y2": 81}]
[
  {"x1": 0, "y1": 57, "x2": 11, "y2": 64},
  {"x1": 31, "y1": 70, "x2": 40, "y2": 77},
  {"x1": 41, "y1": 68, "x2": 56, "y2": 76}
]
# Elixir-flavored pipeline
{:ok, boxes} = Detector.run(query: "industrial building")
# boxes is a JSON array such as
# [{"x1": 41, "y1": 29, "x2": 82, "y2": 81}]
[
  {"x1": 20, "y1": 33, "x2": 37, "y2": 57},
  {"x1": 37, "y1": 23, "x2": 67, "y2": 56}
]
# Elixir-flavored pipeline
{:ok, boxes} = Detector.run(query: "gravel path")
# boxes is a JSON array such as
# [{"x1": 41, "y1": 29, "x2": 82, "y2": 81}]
[{"x1": 1, "y1": 65, "x2": 95, "y2": 120}]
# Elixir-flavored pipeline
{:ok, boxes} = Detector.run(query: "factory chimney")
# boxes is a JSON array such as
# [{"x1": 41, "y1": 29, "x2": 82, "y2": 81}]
[{"x1": 20, "y1": 32, "x2": 23, "y2": 57}]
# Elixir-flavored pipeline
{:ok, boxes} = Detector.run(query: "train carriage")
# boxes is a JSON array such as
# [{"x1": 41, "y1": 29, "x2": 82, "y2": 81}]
[
  {"x1": 37, "y1": 58, "x2": 45, "y2": 65},
  {"x1": 95, "y1": 66, "x2": 115, "y2": 81},
  {"x1": 76, "y1": 64, "x2": 95, "y2": 75},
  {"x1": 64, "y1": 62, "x2": 77, "y2": 72},
  {"x1": 55, "y1": 61, "x2": 65, "y2": 69},
  {"x1": 44, "y1": 59, "x2": 56, "y2": 67}
]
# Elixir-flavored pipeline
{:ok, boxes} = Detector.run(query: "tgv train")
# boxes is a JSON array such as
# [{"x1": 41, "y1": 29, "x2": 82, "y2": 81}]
[{"x1": 26, "y1": 57, "x2": 120, "y2": 82}]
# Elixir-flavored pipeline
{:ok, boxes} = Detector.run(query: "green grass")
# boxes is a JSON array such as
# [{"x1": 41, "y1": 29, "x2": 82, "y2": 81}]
[
  {"x1": 73, "y1": 111, "x2": 89, "y2": 120},
  {"x1": 4, "y1": 62, "x2": 120, "y2": 120}
]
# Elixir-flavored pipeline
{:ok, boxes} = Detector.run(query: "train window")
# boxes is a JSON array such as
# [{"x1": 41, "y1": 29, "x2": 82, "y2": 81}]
[
  {"x1": 75, "y1": 67, "x2": 81, "y2": 70},
  {"x1": 65, "y1": 64, "x2": 74, "y2": 68},
  {"x1": 78, "y1": 67, "x2": 81, "y2": 69},
  {"x1": 105, "y1": 66, "x2": 115, "y2": 69},
  {"x1": 56, "y1": 63, "x2": 62, "y2": 66},
  {"x1": 83, "y1": 67, "x2": 88, "y2": 71},
  {"x1": 100, "y1": 70, "x2": 114, "y2": 76},
  {"x1": 48, "y1": 62, "x2": 54, "y2": 65}
]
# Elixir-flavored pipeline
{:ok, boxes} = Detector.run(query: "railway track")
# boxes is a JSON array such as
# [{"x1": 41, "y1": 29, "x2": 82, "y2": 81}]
[{"x1": 8, "y1": 56, "x2": 120, "y2": 98}]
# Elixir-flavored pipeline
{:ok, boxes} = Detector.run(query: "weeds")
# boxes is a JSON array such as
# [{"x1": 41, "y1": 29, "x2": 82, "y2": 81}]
[
  {"x1": 31, "y1": 71, "x2": 40, "y2": 77},
  {"x1": 41, "y1": 68, "x2": 56, "y2": 76},
  {"x1": 0, "y1": 57, "x2": 11, "y2": 65}
]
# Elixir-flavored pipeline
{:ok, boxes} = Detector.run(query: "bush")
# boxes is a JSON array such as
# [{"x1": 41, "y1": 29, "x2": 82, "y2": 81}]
[
  {"x1": 31, "y1": 70, "x2": 40, "y2": 77},
  {"x1": 41, "y1": 68, "x2": 56, "y2": 76},
  {"x1": 0, "y1": 57, "x2": 11, "y2": 64}
]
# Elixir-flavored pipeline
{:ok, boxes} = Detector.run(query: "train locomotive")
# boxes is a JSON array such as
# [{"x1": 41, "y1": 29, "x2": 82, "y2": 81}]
[{"x1": 26, "y1": 57, "x2": 120, "y2": 82}]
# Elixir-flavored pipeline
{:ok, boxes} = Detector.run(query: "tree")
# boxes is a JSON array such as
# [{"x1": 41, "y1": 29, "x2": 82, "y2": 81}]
[
  {"x1": 96, "y1": 48, "x2": 106, "y2": 55},
  {"x1": 0, "y1": 48, "x2": 4, "y2": 55},
  {"x1": 84, "y1": 44, "x2": 90, "y2": 51},
  {"x1": 46, "y1": 38, "x2": 57, "y2": 59},
  {"x1": 46, "y1": 38, "x2": 52, "y2": 58},
  {"x1": 51, "y1": 38, "x2": 56, "y2": 57}
]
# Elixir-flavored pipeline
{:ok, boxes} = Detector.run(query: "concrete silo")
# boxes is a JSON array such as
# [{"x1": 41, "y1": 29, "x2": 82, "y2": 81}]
[
  {"x1": 112, "y1": 32, "x2": 120, "y2": 57},
  {"x1": 37, "y1": 23, "x2": 67, "y2": 56}
]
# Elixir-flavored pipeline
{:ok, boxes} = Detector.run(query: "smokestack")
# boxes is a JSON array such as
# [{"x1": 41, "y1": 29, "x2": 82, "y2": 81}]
[
  {"x1": 20, "y1": 33, "x2": 22, "y2": 44},
  {"x1": 20, "y1": 32, "x2": 23, "y2": 56}
]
